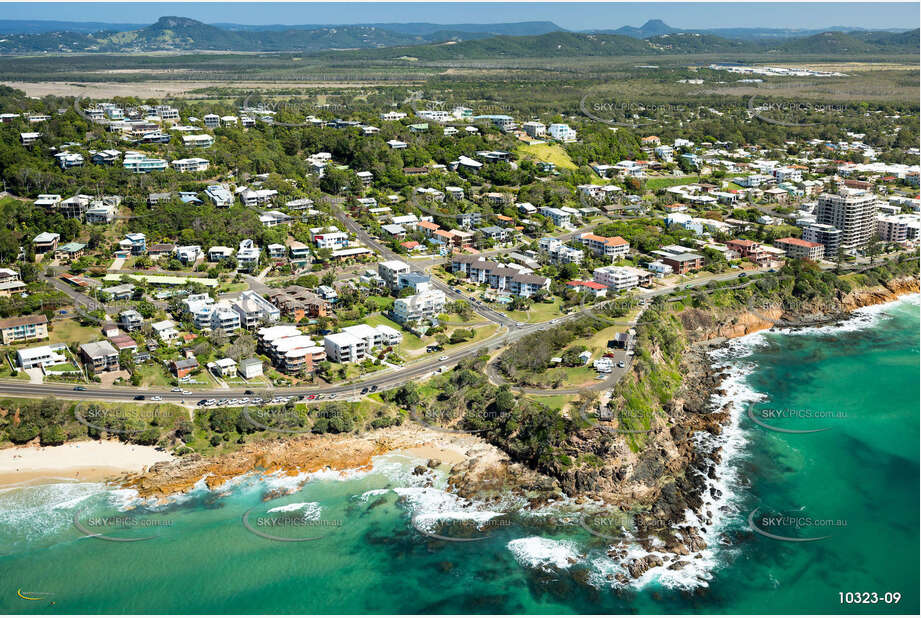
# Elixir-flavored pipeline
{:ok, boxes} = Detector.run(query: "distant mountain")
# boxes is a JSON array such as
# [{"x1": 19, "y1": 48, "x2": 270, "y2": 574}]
[
  {"x1": 322, "y1": 28, "x2": 917, "y2": 61},
  {"x1": 0, "y1": 16, "x2": 559, "y2": 53},
  {"x1": 0, "y1": 19, "x2": 147, "y2": 34},
  {"x1": 599, "y1": 19, "x2": 678, "y2": 38},
  {"x1": 587, "y1": 18, "x2": 913, "y2": 41},
  {"x1": 0, "y1": 16, "x2": 914, "y2": 56}
]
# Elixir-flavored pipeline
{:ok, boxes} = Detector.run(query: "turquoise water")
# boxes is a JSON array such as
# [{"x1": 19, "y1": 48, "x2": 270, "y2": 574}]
[{"x1": 1, "y1": 296, "x2": 918, "y2": 614}]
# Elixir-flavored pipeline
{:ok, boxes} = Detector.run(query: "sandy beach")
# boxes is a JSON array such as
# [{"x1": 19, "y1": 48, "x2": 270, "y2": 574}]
[{"x1": 0, "y1": 440, "x2": 174, "y2": 488}]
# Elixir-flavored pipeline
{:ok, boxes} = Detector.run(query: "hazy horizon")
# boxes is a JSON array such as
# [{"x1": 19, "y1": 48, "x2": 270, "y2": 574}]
[{"x1": 1, "y1": 2, "x2": 917, "y2": 31}]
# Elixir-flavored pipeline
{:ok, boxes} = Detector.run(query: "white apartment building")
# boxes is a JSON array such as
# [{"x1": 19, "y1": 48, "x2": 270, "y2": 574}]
[
  {"x1": 182, "y1": 134, "x2": 214, "y2": 148},
  {"x1": 815, "y1": 189, "x2": 878, "y2": 252},
  {"x1": 236, "y1": 239, "x2": 260, "y2": 271},
  {"x1": 378, "y1": 260, "x2": 411, "y2": 289},
  {"x1": 323, "y1": 324, "x2": 402, "y2": 363},
  {"x1": 538, "y1": 237, "x2": 583, "y2": 264},
  {"x1": 593, "y1": 266, "x2": 640, "y2": 291},
  {"x1": 521, "y1": 121, "x2": 546, "y2": 138},
  {"x1": 171, "y1": 158, "x2": 209, "y2": 172},
  {"x1": 392, "y1": 284, "x2": 447, "y2": 325},
  {"x1": 232, "y1": 290, "x2": 280, "y2": 329},
  {"x1": 548, "y1": 123, "x2": 577, "y2": 142}
]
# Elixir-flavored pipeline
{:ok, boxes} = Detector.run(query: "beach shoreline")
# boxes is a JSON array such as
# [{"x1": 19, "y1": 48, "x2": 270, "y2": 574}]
[{"x1": 0, "y1": 440, "x2": 173, "y2": 489}]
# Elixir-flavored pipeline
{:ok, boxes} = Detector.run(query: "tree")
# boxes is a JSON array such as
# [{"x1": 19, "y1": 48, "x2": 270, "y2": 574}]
[{"x1": 40, "y1": 425, "x2": 66, "y2": 446}]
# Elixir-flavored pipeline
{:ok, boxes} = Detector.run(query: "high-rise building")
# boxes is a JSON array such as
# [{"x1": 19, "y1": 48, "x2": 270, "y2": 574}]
[{"x1": 814, "y1": 189, "x2": 877, "y2": 252}]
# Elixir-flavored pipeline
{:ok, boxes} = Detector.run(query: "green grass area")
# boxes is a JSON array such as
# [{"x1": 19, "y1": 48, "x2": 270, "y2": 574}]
[
  {"x1": 365, "y1": 296, "x2": 395, "y2": 312},
  {"x1": 46, "y1": 363, "x2": 80, "y2": 372},
  {"x1": 444, "y1": 323, "x2": 498, "y2": 350},
  {"x1": 134, "y1": 363, "x2": 174, "y2": 388},
  {"x1": 517, "y1": 142, "x2": 579, "y2": 171},
  {"x1": 363, "y1": 313, "x2": 426, "y2": 351},
  {"x1": 0, "y1": 359, "x2": 28, "y2": 380},
  {"x1": 525, "y1": 393, "x2": 575, "y2": 411},
  {"x1": 216, "y1": 282, "x2": 249, "y2": 294},
  {"x1": 47, "y1": 319, "x2": 101, "y2": 346},
  {"x1": 644, "y1": 175, "x2": 700, "y2": 191},
  {"x1": 501, "y1": 298, "x2": 565, "y2": 323}
]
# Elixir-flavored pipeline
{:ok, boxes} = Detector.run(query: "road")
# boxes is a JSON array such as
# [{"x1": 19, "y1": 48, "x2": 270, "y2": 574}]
[{"x1": 6, "y1": 200, "x2": 914, "y2": 408}]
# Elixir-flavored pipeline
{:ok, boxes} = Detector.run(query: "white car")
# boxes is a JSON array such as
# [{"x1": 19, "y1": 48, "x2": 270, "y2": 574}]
[
  {"x1": 439, "y1": 355, "x2": 449, "y2": 361},
  {"x1": 170, "y1": 387, "x2": 182, "y2": 392},
  {"x1": 151, "y1": 396, "x2": 162, "y2": 401},
  {"x1": 182, "y1": 390, "x2": 192, "y2": 395}
]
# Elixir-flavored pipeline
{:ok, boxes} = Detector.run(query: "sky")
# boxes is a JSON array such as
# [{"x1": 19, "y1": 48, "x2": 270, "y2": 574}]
[{"x1": 1, "y1": 2, "x2": 917, "y2": 31}]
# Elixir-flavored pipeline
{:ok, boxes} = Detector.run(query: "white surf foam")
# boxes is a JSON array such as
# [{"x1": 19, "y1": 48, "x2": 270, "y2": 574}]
[{"x1": 507, "y1": 536, "x2": 581, "y2": 571}]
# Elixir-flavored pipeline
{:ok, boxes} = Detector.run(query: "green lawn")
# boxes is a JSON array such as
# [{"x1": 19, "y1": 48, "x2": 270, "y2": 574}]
[
  {"x1": 501, "y1": 298, "x2": 565, "y2": 323},
  {"x1": 517, "y1": 142, "x2": 579, "y2": 171},
  {"x1": 48, "y1": 319, "x2": 101, "y2": 345},
  {"x1": 134, "y1": 363, "x2": 174, "y2": 388},
  {"x1": 526, "y1": 393, "x2": 575, "y2": 411},
  {"x1": 645, "y1": 175, "x2": 700, "y2": 191},
  {"x1": 363, "y1": 313, "x2": 426, "y2": 351}
]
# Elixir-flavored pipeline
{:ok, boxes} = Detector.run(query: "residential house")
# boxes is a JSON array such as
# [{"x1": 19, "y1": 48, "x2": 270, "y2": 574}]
[
  {"x1": 151, "y1": 320, "x2": 179, "y2": 343},
  {"x1": 79, "y1": 340, "x2": 120, "y2": 374},
  {"x1": 236, "y1": 239, "x2": 260, "y2": 271},
  {"x1": 17, "y1": 344, "x2": 67, "y2": 370},
  {"x1": 548, "y1": 123, "x2": 576, "y2": 142},
  {"x1": 118, "y1": 310, "x2": 143, "y2": 332},
  {"x1": 171, "y1": 158, "x2": 209, "y2": 172},
  {"x1": 32, "y1": 232, "x2": 60, "y2": 254},
  {"x1": 171, "y1": 358, "x2": 199, "y2": 378}
]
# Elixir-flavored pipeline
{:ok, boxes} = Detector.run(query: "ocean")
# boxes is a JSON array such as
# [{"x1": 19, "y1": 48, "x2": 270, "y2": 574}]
[{"x1": 1, "y1": 295, "x2": 917, "y2": 614}]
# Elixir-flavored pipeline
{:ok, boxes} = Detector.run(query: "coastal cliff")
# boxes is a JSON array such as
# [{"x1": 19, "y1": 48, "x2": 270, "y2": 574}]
[
  {"x1": 116, "y1": 268, "x2": 918, "y2": 554},
  {"x1": 538, "y1": 271, "x2": 918, "y2": 568}
]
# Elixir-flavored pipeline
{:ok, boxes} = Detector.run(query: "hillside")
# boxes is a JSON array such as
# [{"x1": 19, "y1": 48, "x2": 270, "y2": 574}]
[{"x1": 0, "y1": 15, "x2": 915, "y2": 56}]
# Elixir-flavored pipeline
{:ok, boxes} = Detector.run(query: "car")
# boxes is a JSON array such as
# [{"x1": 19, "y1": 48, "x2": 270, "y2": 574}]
[
  {"x1": 515, "y1": 322, "x2": 524, "y2": 328},
  {"x1": 307, "y1": 394, "x2": 317, "y2": 400},
  {"x1": 360, "y1": 387, "x2": 369, "y2": 395},
  {"x1": 151, "y1": 396, "x2": 162, "y2": 401},
  {"x1": 550, "y1": 319, "x2": 559, "y2": 324},
  {"x1": 197, "y1": 400, "x2": 207, "y2": 406},
  {"x1": 370, "y1": 385, "x2": 378, "y2": 392},
  {"x1": 617, "y1": 361, "x2": 626, "y2": 368},
  {"x1": 738, "y1": 273, "x2": 747, "y2": 278},
  {"x1": 328, "y1": 393, "x2": 338, "y2": 400},
  {"x1": 171, "y1": 387, "x2": 182, "y2": 392},
  {"x1": 244, "y1": 390, "x2": 255, "y2": 395},
  {"x1": 134, "y1": 395, "x2": 145, "y2": 400},
  {"x1": 73, "y1": 386, "x2": 87, "y2": 391},
  {"x1": 182, "y1": 390, "x2": 191, "y2": 395},
  {"x1": 439, "y1": 355, "x2": 449, "y2": 361}
]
